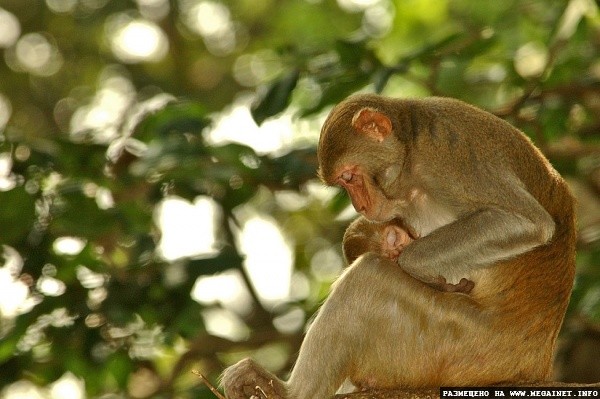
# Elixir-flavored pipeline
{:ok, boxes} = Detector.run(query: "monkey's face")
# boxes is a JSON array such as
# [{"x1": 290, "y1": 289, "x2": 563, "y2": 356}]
[
  {"x1": 318, "y1": 101, "x2": 406, "y2": 223},
  {"x1": 335, "y1": 163, "x2": 398, "y2": 222}
]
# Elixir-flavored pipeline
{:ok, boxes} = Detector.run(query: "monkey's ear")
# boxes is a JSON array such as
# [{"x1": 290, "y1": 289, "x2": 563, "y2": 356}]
[{"x1": 351, "y1": 108, "x2": 392, "y2": 142}]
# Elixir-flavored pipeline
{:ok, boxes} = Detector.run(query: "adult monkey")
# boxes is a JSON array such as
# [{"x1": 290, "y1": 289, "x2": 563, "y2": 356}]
[{"x1": 221, "y1": 94, "x2": 576, "y2": 398}]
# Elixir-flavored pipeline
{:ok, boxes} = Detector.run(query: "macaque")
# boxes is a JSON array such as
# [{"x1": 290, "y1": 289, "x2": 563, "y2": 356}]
[
  {"x1": 343, "y1": 216, "x2": 413, "y2": 263},
  {"x1": 343, "y1": 216, "x2": 474, "y2": 293},
  {"x1": 221, "y1": 94, "x2": 576, "y2": 399}
]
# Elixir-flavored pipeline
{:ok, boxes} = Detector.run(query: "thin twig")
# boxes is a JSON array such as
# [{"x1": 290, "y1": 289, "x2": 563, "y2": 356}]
[
  {"x1": 192, "y1": 370, "x2": 227, "y2": 399},
  {"x1": 255, "y1": 385, "x2": 268, "y2": 398}
]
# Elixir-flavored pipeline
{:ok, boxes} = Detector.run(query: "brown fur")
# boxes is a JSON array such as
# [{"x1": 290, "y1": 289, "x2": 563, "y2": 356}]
[{"x1": 221, "y1": 94, "x2": 576, "y2": 399}]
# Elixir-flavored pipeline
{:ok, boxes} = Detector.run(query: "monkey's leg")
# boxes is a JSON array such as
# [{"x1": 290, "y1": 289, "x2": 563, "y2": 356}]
[
  {"x1": 224, "y1": 253, "x2": 487, "y2": 399},
  {"x1": 223, "y1": 257, "x2": 379, "y2": 399},
  {"x1": 286, "y1": 253, "x2": 484, "y2": 398}
]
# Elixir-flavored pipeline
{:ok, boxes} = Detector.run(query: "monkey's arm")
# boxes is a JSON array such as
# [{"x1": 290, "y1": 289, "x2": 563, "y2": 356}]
[{"x1": 398, "y1": 193, "x2": 555, "y2": 284}]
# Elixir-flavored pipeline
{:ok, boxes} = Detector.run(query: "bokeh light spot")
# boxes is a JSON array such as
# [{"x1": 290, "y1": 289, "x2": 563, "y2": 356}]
[
  {"x1": 0, "y1": 8, "x2": 20, "y2": 48},
  {"x1": 109, "y1": 16, "x2": 169, "y2": 63},
  {"x1": 14, "y1": 33, "x2": 63, "y2": 76}
]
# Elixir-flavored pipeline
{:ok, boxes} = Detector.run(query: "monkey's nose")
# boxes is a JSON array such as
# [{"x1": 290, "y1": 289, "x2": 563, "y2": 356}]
[{"x1": 351, "y1": 202, "x2": 365, "y2": 214}]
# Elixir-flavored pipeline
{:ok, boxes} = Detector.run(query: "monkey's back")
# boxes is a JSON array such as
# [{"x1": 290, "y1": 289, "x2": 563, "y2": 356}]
[
  {"x1": 405, "y1": 97, "x2": 577, "y2": 380},
  {"x1": 402, "y1": 97, "x2": 560, "y2": 197}
]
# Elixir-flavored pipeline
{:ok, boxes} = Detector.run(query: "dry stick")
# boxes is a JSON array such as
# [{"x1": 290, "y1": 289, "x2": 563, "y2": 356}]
[
  {"x1": 191, "y1": 370, "x2": 227, "y2": 399},
  {"x1": 255, "y1": 385, "x2": 268, "y2": 398}
]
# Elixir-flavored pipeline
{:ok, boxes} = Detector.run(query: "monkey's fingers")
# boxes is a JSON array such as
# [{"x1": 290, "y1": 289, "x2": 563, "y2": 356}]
[
  {"x1": 441, "y1": 278, "x2": 475, "y2": 294},
  {"x1": 456, "y1": 278, "x2": 475, "y2": 293},
  {"x1": 384, "y1": 249, "x2": 401, "y2": 261},
  {"x1": 425, "y1": 276, "x2": 474, "y2": 294}
]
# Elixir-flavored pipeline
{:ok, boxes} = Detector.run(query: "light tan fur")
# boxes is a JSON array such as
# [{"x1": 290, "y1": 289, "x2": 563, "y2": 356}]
[{"x1": 221, "y1": 94, "x2": 576, "y2": 399}]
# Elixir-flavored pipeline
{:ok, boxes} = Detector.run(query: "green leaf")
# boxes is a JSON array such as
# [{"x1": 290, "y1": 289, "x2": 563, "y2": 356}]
[
  {"x1": 50, "y1": 184, "x2": 118, "y2": 239},
  {"x1": 0, "y1": 186, "x2": 36, "y2": 244},
  {"x1": 107, "y1": 351, "x2": 134, "y2": 389},
  {"x1": 133, "y1": 101, "x2": 211, "y2": 142},
  {"x1": 302, "y1": 71, "x2": 371, "y2": 115},
  {"x1": 335, "y1": 39, "x2": 374, "y2": 67},
  {"x1": 172, "y1": 302, "x2": 206, "y2": 338},
  {"x1": 328, "y1": 189, "x2": 350, "y2": 215},
  {"x1": 267, "y1": 148, "x2": 318, "y2": 190},
  {"x1": 252, "y1": 69, "x2": 300, "y2": 125},
  {"x1": 186, "y1": 247, "x2": 244, "y2": 277},
  {"x1": 394, "y1": 32, "x2": 464, "y2": 64}
]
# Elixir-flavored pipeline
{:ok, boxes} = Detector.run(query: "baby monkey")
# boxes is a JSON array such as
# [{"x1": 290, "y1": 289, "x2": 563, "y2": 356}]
[
  {"x1": 344, "y1": 216, "x2": 474, "y2": 293},
  {"x1": 343, "y1": 216, "x2": 413, "y2": 264}
]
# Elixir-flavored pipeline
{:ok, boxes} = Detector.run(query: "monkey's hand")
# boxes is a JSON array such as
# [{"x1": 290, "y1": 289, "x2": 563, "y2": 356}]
[
  {"x1": 381, "y1": 224, "x2": 412, "y2": 261},
  {"x1": 427, "y1": 277, "x2": 474, "y2": 294},
  {"x1": 221, "y1": 358, "x2": 287, "y2": 399}
]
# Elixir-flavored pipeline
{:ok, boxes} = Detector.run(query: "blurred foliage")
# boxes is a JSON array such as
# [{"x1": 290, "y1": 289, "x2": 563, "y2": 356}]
[{"x1": 0, "y1": 0, "x2": 599, "y2": 397}]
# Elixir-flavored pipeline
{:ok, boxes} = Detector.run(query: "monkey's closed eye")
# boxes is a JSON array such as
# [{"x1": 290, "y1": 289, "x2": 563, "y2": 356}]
[{"x1": 340, "y1": 171, "x2": 354, "y2": 183}]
